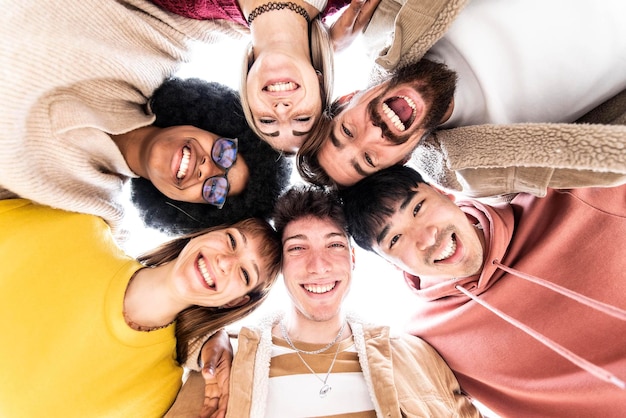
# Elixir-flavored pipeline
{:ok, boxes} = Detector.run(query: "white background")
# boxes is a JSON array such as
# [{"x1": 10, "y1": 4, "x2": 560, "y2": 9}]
[
  {"x1": 121, "y1": 31, "x2": 496, "y2": 418},
  {"x1": 122, "y1": 35, "x2": 418, "y2": 332}
]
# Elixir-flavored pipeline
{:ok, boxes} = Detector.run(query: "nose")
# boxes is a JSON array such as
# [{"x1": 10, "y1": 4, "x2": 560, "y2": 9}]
[
  {"x1": 198, "y1": 155, "x2": 211, "y2": 181},
  {"x1": 306, "y1": 252, "x2": 331, "y2": 274},
  {"x1": 216, "y1": 253, "x2": 236, "y2": 276},
  {"x1": 273, "y1": 101, "x2": 291, "y2": 115},
  {"x1": 357, "y1": 122, "x2": 384, "y2": 144},
  {"x1": 412, "y1": 225, "x2": 437, "y2": 252},
  {"x1": 198, "y1": 155, "x2": 226, "y2": 181}
]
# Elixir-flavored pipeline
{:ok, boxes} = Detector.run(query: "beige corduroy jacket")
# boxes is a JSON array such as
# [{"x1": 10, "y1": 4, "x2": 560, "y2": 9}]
[{"x1": 167, "y1": 313, "x2": 482, "y2": 418}]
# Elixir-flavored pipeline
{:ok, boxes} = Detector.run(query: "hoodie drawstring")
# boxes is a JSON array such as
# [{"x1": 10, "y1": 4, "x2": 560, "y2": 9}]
[
  {"x1": 455, "y1": 260, "x2": 626, "y2": 390},
  {"x1": 493, "y1": 260, "x2": 626, "y2": 321}
]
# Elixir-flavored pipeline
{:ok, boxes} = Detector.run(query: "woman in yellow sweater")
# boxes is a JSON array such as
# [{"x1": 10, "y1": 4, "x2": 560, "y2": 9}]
[{"x1": 0, "y1": 198, "x2": 281, "y2": 417}]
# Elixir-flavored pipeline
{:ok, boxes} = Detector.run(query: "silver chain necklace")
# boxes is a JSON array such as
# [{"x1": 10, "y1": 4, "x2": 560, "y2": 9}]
[
  {"x1": 280, "y1": 320, "x2": 346, "y2": 354},
  {"x1": 280, "y1": 320, "x2": 346, "y2": 397}
]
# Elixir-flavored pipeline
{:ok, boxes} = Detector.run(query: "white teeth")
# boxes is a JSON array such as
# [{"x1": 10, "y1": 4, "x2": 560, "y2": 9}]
[
  {"x1": 404, "y1": 96, "x2": 417, "y2": 111},
  {"x1": 382, "y1": 102, "x2": 405, "y2": 131},
  {"x1": 266, "y1": 81, "x2": 297, "y2": 92},
  {"x1": 381, "y1": 96, "x2": 417, "y2": 132},
  {"x1": 177, "y1": 147, "x2": 190, "y2": 179},
  {"x1": 303, "y1": 282, "x2": 336, "y2": 294},
  {"x1": 197, "y1": 256, "x2": 215, "y2": 288},
  {"x1": 435, "y1": 235, "x2": 457, "y2": 262}
]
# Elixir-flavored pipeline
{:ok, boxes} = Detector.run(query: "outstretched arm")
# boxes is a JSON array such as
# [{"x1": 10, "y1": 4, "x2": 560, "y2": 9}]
[{"x1": 329, "y1": 0, "x2": 381, "y2": 52}]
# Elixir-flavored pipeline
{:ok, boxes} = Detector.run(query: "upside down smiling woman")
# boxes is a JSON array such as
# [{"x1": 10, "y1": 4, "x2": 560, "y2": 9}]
[{"x1": 150, "y1": 0, "x2": 381, "y2": 153}]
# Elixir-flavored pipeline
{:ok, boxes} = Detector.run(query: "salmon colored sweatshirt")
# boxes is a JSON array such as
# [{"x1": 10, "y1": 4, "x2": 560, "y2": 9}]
[{"x1": 404, "y1": 184, "x2": 626, "y2": 416}]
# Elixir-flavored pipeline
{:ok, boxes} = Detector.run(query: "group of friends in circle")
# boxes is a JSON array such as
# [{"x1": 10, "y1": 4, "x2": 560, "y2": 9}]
[{"x1": 1, "y1": 0, "x2": 626, "y2": 417}]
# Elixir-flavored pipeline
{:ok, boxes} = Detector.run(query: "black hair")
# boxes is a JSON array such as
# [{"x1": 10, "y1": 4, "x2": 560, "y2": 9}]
[
  {"x1": 340, "y1": 165, "x2": 426, "y2": 251},
  {"x1": 272, "y1": 184, "x2": 347, "y2": 241},
  {"x1": 130, "y1": 78, "x2": 291, "y2": 235}
]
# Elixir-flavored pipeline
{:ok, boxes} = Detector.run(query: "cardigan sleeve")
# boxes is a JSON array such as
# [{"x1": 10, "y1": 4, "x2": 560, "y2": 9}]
[
  {"x1": 361, "y1": 0, "x2": 469, "y2": 71},
  {"x1": 409, "y1": 122, "x2": 626, "y2": 198}
]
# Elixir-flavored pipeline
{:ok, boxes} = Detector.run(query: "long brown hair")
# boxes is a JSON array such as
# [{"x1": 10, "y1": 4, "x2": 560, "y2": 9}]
[
  {"x1": 138, "y1": 218, "x2": 281, "y2": 364},
  {"x1": 296, "y1": 112, "x2": 336, "y2": 187}
]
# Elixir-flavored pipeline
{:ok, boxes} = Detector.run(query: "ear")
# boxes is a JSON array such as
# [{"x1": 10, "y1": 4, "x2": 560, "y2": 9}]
[
  {"x1": 439, "y1": 97, "x2": 455, "y2": 125},
  {"x1": 402, "y1": 271, "x2": 420, "y2": 287},
  {"x1": 221, "y1": 295, "x2": 251, "y2": 309},
  {"x1": 337, "y1": 91, "x2": 359, "y2": 106},
  {"x1": 350, "y1": 246, "x2": 356, "y2": 270},
  {"x1": 430, "y1": 184, "x2": 456, "y2": 202},
  {"x1": 399, "y1": 153, "x2": 412, "y2": 165}
]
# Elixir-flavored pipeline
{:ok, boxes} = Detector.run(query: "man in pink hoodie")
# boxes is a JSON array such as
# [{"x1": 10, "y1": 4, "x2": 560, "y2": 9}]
[{"x1": 341, "y1": 165, "x2": 626, "y2": 417}]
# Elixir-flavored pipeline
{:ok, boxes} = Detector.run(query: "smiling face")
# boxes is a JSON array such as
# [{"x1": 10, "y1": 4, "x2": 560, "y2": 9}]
[
  {"x1": 281, "y1": 216, "x2": 353, "y2": 322},
  {"x1": 317, "y1": 60, "x2": 456, "y2": 187},
  {"x1": 317, "y1": 83, "x2": 430, "y2": 187},
  {"x1": 169, "y1": 226, "x2": 271, "y2": 308},
  {"x1": 246, "y1": 52, "x2": 322, "y2": 153},
  {"x1": 142, "y1": 126, "x2": 249, "y2": 203},
  {"x1": 372, "y1": 184, "x2": 485, "y2": 281}
]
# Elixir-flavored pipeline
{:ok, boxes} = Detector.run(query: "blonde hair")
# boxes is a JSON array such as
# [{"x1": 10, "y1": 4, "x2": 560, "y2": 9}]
[
  {"x1": 240, "y1": 18, "x2": 334, "y2": 147},
  {"x1": 138, "y1": 218, "x2": 281, "y2": 364}
]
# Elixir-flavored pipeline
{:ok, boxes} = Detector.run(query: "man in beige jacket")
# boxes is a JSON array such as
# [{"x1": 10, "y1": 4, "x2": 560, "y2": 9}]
[
  {"x1": 167, "y1": 185, "x2": 482, "y2": 417},
  {"x1": 298, "y1": 0, "x2": 626, "y2": 197}
]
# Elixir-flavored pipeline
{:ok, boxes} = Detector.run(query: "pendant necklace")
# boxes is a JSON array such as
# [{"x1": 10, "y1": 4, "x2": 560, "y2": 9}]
[{"x1": 280, "y1": 320, "x2": 346, "y2": 397}]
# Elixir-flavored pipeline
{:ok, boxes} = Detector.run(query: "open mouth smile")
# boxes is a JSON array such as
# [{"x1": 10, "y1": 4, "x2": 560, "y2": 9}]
[
  {"x1": 176, "y1": 145, "x2": 191, "y2": 180},
  {"x1": 434, "y1": 234, "x2": 457, "y2": 263},
  {"x1": 264, "y1": 81, "x2": 298, "y2": 93},
  {"x1": 197, "y1": 255, "x2": 216, "y2": 289},
  {"x1": 302, "y1": 281, "x2": 337, "y2": 294},
  {"x1": 382, "y1": 96, "x2": 417, "y2": 131}
]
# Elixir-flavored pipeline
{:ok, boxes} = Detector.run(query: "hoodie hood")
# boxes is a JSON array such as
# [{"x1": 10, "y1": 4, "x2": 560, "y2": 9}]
[
  {"x1": 403, "y1": 199, "x2": 515, "y2": 300},
  {"x1": 404, "y1": 194, "x2": 626, "y2": 391}
]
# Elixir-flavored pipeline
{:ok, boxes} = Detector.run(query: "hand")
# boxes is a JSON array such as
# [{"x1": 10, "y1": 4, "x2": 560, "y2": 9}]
[
  {"x1": 329, "y1": 0, "x2": 382, "y2": 52},
  {"x1": 198, "y1": 329, "x2": 233, "y2": 418}
]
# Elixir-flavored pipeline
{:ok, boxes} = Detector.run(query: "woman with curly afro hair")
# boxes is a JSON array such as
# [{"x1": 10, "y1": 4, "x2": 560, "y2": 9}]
[{"x1": 127, "y1": 77, "x2": 292, "y2": 235}]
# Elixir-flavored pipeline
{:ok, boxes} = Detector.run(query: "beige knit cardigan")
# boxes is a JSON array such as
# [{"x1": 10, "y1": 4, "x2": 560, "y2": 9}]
[{"x1": 0, "y1": 0, "x2": 247, "y2": 239}]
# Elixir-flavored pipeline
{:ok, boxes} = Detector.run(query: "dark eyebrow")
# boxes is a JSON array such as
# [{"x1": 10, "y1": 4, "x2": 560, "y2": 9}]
[
  {"x1": 376, "y1": 225, "x2": 390, "y2": 247},
  {"x1": 283, "y1": 231, "x2": 345, "y2": 244},
  {"x1": 259, "y1": 129, "x2": 311, "y2": 138},
  {"x1": 351, "y1": 160, "x2": 369, "y2": 177},
  {"x1": 375, "y1": 192, "x2": 416, "y2": 246},
  {"x1": 240, "y1": 231, "x2": 260, "y2": 283},
  {"x1": 331, "y1": 125, "x2": 370, "y2": 178},
  {"x1": 283, "y1": 233, "x2": 306, "y2": 244},
  {"x1": 329, "y1": 128, "x2": 344, "y2": 149}
]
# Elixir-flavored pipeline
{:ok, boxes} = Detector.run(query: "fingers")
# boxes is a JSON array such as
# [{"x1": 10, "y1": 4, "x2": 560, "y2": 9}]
[
  {"x1": 199, "y1": 395, "x2": 219, "y2": 418},
  {"x1": 343, "y1": 0, "x2": 367, "y2": 25},
  {"x1": 199, "y1": 370, "x2": 224, "y2": 418},
  {"x1": 353, "y1": 0, "x2": 381, "y2": 30},
  {"x1": 199, "y1": 392, "x2": 228, "y2": 418},
  {"x1": 329, "y1": 0, "x2": 382, "y2": 51},
  {"x1": 200, "y1": 329, "x2": 232, "y2": 373},
  {"x1": 198, "y1": 330, "x2": 233, "y2": 418}
]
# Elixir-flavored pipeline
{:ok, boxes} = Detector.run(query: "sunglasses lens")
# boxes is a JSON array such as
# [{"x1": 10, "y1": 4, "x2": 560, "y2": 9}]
[
  {"x1": 202, "y1": 176, "x2": 229, "y2": 207},
  {"x1": 212, "y1": 138, "x2": 238, "y2": 170}
]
